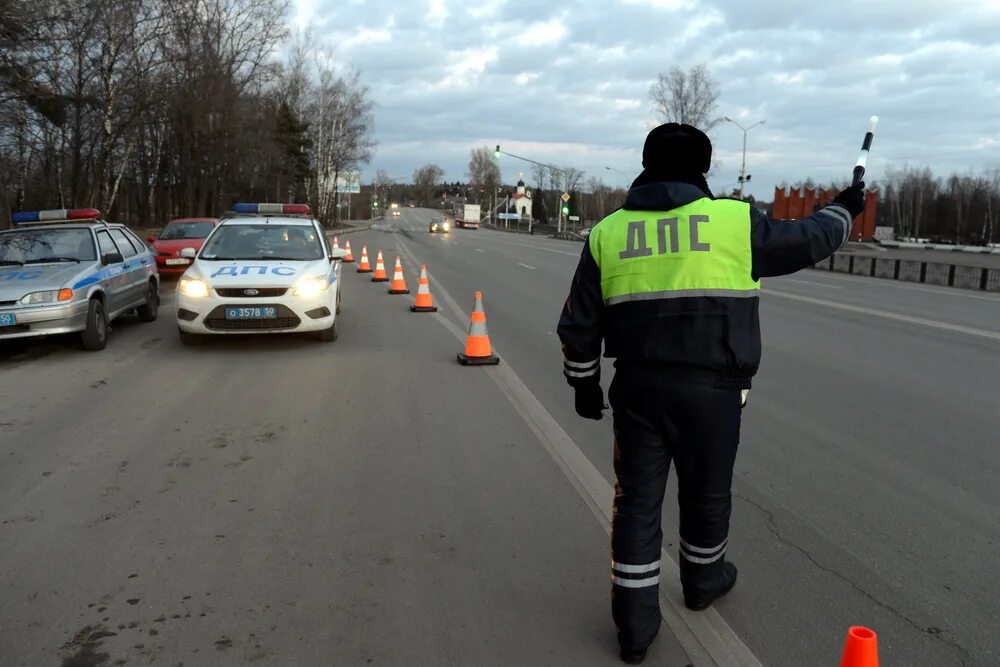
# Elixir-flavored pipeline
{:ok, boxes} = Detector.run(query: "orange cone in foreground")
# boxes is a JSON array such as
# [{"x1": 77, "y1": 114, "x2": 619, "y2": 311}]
[
  {"x1": 371, "y1": 250, "x2": 389, "y2": 282},
  {"x1": 388, "y1": 256, "x2": 409, "y2": 294},
  {"x1": 410, "y1": 265, "x2": 438, "y2": 312},
  {"x1": 332, "y1": 235, "x2": 340, "y2": 249},
  {"x1": 457, "y1": 291, "x2": 500, "y2": 366},
  {"x1": 343, "y1": 239, "x2": 354, "y2": 263},
  {"x1": 840, "y1": 627, "x2": 879, "y2": 667},
  {"x1": 356, "y1": 245, "x2": 372, "y2": 273}
]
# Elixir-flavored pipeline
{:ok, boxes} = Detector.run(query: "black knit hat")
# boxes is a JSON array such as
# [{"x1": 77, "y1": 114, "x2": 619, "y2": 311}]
[{"x1": 641, "y1": 123, "x2": 712, "y2": 177}]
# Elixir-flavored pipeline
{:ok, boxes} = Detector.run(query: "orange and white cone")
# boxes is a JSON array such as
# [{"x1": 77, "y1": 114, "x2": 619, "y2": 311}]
[
  {"x1": 371, "y1": 250, "x2": 389, "y2": 282},
  {"x1": 388, "y1": 256, "x2": 409, "y2": 294},
  {"x1": 343, "y1": 239, "x2": 354, "y2": 263},
  {"x1": 410, "y1": 265, "x2": 438, "y2": 312},
  {"x1": 457, "y1": 291, "x2": 500, "y2": 366},
  {"x1": 356, "y1": 244, "x2": 371, "y2": 273},
  {"x1": 332, "y1": 235, "x2": 340, "y2": 249}
]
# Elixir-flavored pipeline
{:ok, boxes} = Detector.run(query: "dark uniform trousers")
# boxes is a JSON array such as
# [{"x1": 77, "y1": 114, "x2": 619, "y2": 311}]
[{"x1": 608, "y1": 365, "x2": 742, "y2": 651}]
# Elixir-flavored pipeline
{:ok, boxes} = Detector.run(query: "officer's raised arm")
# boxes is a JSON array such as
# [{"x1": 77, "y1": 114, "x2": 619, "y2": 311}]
[
  {"x1": 750, "y1": 183, "x2": 866, "y2": 279},
  {"x1": 557, "y1": 236, "x2": 606, "y2": 420}
]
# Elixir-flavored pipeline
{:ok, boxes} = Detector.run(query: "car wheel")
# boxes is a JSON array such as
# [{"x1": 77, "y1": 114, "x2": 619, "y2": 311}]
[
  {"x1": 136, "y1": 281, "x2": 159, "y2": 322},
  {"x1": 80, "y1": 298, "x2": 108, "y2": 351},
  {"x1": 178, "y1": 329, "x2": 201, "y2": 346},
  {"x1": 317, "y1": 319, "x2": 338, "y2": 342}
]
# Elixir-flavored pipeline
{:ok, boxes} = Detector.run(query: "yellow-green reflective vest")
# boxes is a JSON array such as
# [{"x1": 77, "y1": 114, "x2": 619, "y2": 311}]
[{"x1": 588, "y1": 198, "x2": 760, "y2": 305}]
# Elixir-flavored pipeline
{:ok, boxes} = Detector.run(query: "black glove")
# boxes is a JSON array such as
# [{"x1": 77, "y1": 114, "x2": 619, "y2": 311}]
[
  {"x1": 574, "y1": 383, "x2": 606, "y2": 421},
  {"x1": 832, "y1": 181, "x2": 866, "y2": 219}
]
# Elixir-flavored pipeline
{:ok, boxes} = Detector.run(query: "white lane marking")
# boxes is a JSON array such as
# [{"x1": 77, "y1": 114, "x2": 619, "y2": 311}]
[
  {"x1": 477, "y1": 232, "x2": 581, "y2": 256},
  {"x1": 765, "y1": 289, "x2": 1000, "y2": 341},
  {"x1": 394, "y1": 236, "x2": 761, "y2": 667},
  {"x1": 808, "y1": 268, "x2": 1000, "y2": 302},
  {"x1": 517, "y1": 263, "x2": 537, "y2": 270},
  {"x1": 778, "y1": 278, "x2": 843, "y2": 290},
  {"x1": 475, "y1": 248, "x2": 485, "y2": 253}
]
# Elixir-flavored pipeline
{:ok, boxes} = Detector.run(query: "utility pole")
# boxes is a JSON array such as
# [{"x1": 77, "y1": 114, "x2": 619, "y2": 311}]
[{"x1": 723, "y1": 117, "x2": 765, "y2": 199}]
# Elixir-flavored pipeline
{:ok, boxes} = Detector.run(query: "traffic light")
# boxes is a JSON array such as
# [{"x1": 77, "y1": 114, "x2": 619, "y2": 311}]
[
  {"x1": 561, "y1": 204, "x2": 569, "y2": 215},
  {"x1": 373, "y1": 200, "x2": 379, "y2": 208},
  {"x1": 494, "y1": 145, "x2": 501, "y2": 158}
]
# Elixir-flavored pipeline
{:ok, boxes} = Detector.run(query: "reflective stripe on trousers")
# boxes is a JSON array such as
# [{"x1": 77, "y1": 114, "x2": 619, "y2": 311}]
[{"x1": 608, "y1": 368, "x2": 742, "y2": 651}]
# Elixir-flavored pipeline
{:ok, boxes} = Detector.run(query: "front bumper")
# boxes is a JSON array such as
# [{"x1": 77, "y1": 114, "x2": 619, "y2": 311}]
[
  {"x1": 176, "y1": 285, "x2": 337, "y2": 335},
  {"x1": 0, "y1": 300, "x2": 90, "y2": 340}
]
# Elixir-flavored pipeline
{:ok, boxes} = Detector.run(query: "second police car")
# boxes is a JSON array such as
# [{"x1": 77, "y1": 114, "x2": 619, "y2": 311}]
[
  {"x1": 1, "y1": 208, "x2": 159, "y2": 350},
  {"x1": 174, "y1": 203, "x2": 346, "y2": 345}
]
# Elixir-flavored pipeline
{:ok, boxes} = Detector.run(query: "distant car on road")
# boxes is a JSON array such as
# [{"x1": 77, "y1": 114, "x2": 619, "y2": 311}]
[
  {"x1": 429, "y1": 218, "x2": 451, "y2": 234},
  {"x1": 149, "y1": 218, "x2": 219, "y2": 278},
  {"x1": 175, "y1": 203, "x2": 346, "y2": 345},
  {"x1": 0, "y1": 208, "x2": 159, "y2": 350},
  {"x1": 579, "y1": 226, "x2": 593, "y2": 239}
]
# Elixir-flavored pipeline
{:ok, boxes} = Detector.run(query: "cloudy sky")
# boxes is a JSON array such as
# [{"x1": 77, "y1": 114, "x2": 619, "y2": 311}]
[{"x1": 290, "y1": 0, "x2": 1000, "y2": 199}]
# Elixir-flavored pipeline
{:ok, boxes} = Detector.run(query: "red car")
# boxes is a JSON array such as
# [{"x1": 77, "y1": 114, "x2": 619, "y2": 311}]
[{"x1": 148, "y1": 218, "x2": 219, "y2": 277}]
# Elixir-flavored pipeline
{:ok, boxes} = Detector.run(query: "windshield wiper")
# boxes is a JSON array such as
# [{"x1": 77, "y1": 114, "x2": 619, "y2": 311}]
[
  {"x1": 24, "y1": 256, "x2": 81, "y2": 264},
  {"x1": 258, "y1": 256, "x2": 314, "y2": 261},
  {"x1": 0, "y1": 259, "x2": 24, "y2": 266}
]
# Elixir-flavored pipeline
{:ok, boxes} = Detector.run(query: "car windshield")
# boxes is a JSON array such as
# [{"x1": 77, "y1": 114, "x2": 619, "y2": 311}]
[
  {"x1": 200, "y1": 223, "x2": 323, "y2": 261},
  {"x1": 0, "y1": 228, "x2": 97, "y2": 263},
  {"x1": 159, "y1": 221, "x2": 215, "y2": 240}
]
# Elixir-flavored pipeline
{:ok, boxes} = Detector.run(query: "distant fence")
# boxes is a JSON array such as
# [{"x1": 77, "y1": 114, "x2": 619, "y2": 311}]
[{"x1": 813, "y1": 254, "x2": 1000, "y2": 292}]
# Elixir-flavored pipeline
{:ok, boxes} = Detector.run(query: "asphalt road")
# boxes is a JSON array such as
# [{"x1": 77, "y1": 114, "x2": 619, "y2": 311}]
[{"x1": 2, "y1": 207, "x2": 998, "y2": 666}]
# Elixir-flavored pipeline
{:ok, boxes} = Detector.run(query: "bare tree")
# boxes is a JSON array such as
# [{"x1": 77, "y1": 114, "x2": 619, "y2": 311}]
[
  {"x1": 467, "y1": 146, "x2": 500, "y2": 205},
  {"x1": 412, "y1": 163, "x2": 444, "y2": 205},
  {"x1": 649, "y1": 64, "x2": 722, "y2": 132},
  {"x1": 561, "y1": 166, "x2": 585, "y2": 194}
]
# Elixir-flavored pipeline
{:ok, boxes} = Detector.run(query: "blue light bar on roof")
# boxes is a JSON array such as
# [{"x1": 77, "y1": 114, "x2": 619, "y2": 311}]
[
  {"x1": 12, "y1": 208, "x2": 101, "y2": 225},
  {"x1": 231, "y1": 203, "x2": 311, "y2": 215}
]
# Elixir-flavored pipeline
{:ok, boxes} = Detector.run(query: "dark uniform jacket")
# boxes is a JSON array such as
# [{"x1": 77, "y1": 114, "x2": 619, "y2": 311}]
[{"x1": 557, "y1": 180, "x2": 854, "y2": 389}]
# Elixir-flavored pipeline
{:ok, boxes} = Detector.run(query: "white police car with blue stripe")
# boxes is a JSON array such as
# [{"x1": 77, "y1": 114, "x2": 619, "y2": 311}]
[
  {"x1": 0, "y1": 208, "x2": 159, "y2": 350},
  {"x1": 175, "y1": 204, "x2": 345, "y2": 344}
]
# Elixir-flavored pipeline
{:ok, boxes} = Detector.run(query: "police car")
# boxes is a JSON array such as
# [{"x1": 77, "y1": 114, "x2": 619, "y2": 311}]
[
  {"x1": 175, "y1": 203, "x2": 346, "y2": 344},
  {"x1": 0, "y1": 208, "x2": 159, "y2": 350}
]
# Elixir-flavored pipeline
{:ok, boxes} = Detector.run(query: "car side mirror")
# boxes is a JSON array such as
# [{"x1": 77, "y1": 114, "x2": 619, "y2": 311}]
[
  {"x1": 328, "y1": 247, "x2": 348, "y2": 261},
  {"x1": 180, "y1": 247, "x2": 197, "y2": 259},
  {"x1": 147, "y1": 235, "x2": 156, "y2": 243},
  {"x1": 102, "y1": 252, "x2": 124, "y2": 266}
]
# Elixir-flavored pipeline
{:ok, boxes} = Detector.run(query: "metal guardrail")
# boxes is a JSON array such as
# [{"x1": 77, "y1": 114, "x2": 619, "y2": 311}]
[{"x1": 813, "y1": 254, "x2": 1000, "y2": 292}]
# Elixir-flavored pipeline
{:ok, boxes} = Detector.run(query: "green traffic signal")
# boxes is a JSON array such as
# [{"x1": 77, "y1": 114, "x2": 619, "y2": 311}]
[
  {"x1": 373, "y1": 201, "x2": 379, "y2": 207},
  {"x1": 561, "y1": 205, "x2": 569, "y2": 215},
  {"x1": 494, "y1": 145, "x2": 501, "y2": 158}
]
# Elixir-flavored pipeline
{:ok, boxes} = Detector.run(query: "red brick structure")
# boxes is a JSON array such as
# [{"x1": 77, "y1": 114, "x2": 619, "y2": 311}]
[{"x1": 772, "y1": 187, "x2": 878, "y2": 241}]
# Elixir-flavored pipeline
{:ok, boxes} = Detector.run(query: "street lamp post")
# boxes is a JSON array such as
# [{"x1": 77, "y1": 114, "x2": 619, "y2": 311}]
[
  {"x1": 722, "y1": 117, "x2": 765, "y2": 199},
  {"x1": 604, "y1": 165, "x2": 630, "y2": 186},
  {"x1": 495, "y1": 145, "x2": 574, "y2": 232}
]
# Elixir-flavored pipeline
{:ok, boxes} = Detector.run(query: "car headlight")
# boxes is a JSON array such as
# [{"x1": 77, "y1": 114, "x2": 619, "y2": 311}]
[
  {"x1": 442, "y1": 223, "x2": 450, "y2": 230},
  {"x1": 179, "y1": 278, "x2": 209, "y2": 298},
  {"x1": 20, "y1": 289, "x2": 73, "y2": 305},
  {"x1": 293, "y1": 276, "x2": 330, "y2": 297}
]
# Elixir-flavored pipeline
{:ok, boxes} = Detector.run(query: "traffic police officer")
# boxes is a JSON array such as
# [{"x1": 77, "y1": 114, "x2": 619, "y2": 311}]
[{"x1": 557, "y1": 123, "x2": 866, "y2": 664}]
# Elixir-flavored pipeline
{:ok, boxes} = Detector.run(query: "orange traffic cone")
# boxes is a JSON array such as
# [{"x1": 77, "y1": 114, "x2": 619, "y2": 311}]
[
  {"x1": 356, "y1": 245, "x2": 372, "y2": 273},
  {"x1": 371, "y1": 250, "x2": 389, "y2": 282},
  {"x1": 343, "y1": 239, "x2": 354, "y2": 263},
  {"x1": 840, "y1": 627, "x2": 879, "y2": 667},
  {"x1": 332, "y1": 235, "x2": 340, "y2": 249},
  {"x1": 457, "y1": 291, "x2": 499, "y2": 366},
  {"x1": 388, "y1": 256, "x2": 409, "y2": 294},
  {"x1": 410, "y1": 265, "x2": 438, "y2": 312}
]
